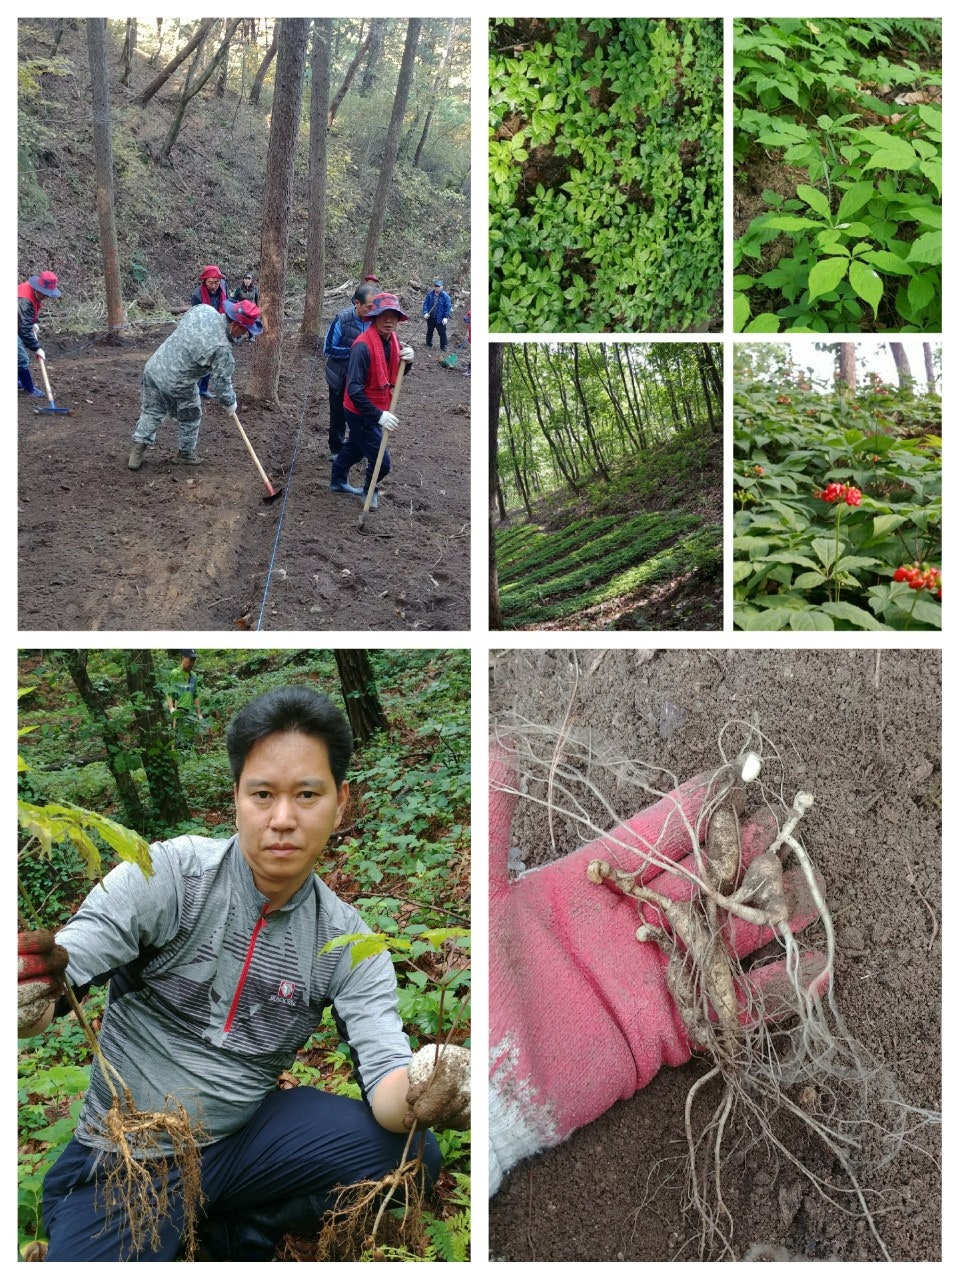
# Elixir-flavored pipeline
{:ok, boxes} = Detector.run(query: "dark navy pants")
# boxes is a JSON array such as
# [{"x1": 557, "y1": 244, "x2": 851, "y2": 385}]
[
  {"x1": 42, "y1": 1087, "x2": 440, "y2": 1261},
  {"x1": 331, "y1": 409, "x2": 391, "y2": 492}
]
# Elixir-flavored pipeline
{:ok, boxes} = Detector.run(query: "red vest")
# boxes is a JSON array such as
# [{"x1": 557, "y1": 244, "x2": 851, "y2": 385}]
[
  {"x1": 17, "y1": 280, "x2": 43, "y2": 318},
  {"x1": 343, "y1": 329, "x2": 400, "y2": 416}
]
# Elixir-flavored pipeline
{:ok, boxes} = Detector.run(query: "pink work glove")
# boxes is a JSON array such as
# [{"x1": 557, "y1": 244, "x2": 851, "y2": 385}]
[{"x1": 488, "y1": 741, "x2": 823, "y2": 1194}]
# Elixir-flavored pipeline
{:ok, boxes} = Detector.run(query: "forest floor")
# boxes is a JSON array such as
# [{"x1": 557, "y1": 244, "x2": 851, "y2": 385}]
[
  {"x1": 489, "y1": 648, "x2": 941, "y2": 1262},
  {"x1": 495, "y1": 429, "x2": 722, "y2": 631},
  {"x1": 18, "y1": 322, "x2": 471, "y2": 632}
]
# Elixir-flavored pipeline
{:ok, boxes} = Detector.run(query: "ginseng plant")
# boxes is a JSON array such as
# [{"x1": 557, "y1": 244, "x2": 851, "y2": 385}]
[
  {"x1": 314, "y1": 928, "x2": 471, "y2": 1261},
  {"x1": 497, "y1": 712, "x2": 938, "y2": 1260},
  {"x1": 17, "y1": 697, "x2": 205, "y2": 1259}
]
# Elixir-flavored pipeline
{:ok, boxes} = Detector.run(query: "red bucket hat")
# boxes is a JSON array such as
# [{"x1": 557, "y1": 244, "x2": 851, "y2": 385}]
[
  {"x1": 29, "y1": 271, "x2": 62, "y2": 298},
  {"x1": 367, "y1": 291, "x2": 409, "y2": 321},
  {"x1": 199, "y1": 265, "x2": 225, "y2": 283},
  {"x1": 224, "y1": 298, "x2": 263, "y2": 335}
]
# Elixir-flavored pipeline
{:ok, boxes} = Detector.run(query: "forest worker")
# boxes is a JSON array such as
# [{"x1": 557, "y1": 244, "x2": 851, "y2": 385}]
[
  {"x1": 165, "y1": 648, "x2": 204, "y2": 749},
  {"x1": 191, "y1": 265, "x2": 228, "y2": 398},
  {"x1": 330, "y1": 292, "x2": 414, "y2": 509},
  {"x1": 321, "y1": 282, "x2": 376, "y2": 457},
  {"x1": 232, "y1": 271, "x2": 260, "y2": 306},
  {"x1": 17, "y1": 270, "x2": 62, "y2": 398},
  {"x1": 17, "y1": 685, "x2": 470, "y2": 1261},
  {"x1": 487, "y1": 739, "x2": 827, "y2": 1194},
  {"x1": 127, "y1": 297, "x2": 263, "y2": 471},
  {"x1": 422, "y1": 278, "x2": 451, "y2": 353}
]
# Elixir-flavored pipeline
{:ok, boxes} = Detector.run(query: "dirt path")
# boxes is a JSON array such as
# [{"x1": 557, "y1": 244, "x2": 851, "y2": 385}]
[
  {"x1": 489, "y1": 648, "x2": 941, "y2": 1262},
  {"x1": 18, "y1": 323, "x2": 471, "y2": 631}
]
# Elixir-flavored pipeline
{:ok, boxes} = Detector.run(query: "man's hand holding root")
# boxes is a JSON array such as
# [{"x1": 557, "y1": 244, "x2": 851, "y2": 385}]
[
  {"x1": 18, "y1": 930, "x2": 68, "y2": 1037},
  {"x1": 488, "y1": 739, "x2": 827, "y2": 1194},
  {"x1": 404, "y1": 1044, "x2": 470, "y2": 1131}
]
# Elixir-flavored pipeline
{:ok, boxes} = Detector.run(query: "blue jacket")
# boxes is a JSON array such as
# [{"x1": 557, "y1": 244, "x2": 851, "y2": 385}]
[
  {"x1": 323, "y1": 303, "x2": 371, "y2": 392},
  {"x1": 422, "y1": 289, "x2": 451, "y2": 322}
]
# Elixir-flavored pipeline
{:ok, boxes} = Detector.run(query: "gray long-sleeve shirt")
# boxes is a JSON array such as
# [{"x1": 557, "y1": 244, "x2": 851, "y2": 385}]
[
  {"x1": 57, "y1": 834, "x2": 411, "y2": 1154},
  {"x1": 143, "y1": 304, "x2": 237, "y2": 405}
]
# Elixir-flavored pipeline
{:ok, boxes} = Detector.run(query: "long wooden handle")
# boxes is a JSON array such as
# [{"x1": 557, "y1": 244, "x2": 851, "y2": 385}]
[
  {"x1": 37, "y1": 356, "x2": 55, "y2": 404},
  {"x1": 361, "y1": 369, "x2": 405, "y2": 515},
  {"x1": 229, "y1": 409, "x2": 273, "y2": 490}
]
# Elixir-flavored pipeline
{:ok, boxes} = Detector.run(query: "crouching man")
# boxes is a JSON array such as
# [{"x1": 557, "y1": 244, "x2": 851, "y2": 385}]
[{"x1": 18, "y1": 684, "x2": 469, "y2": 1261}]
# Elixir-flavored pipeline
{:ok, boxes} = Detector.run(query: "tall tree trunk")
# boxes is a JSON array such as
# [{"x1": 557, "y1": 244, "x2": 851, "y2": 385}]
[
  {"x1": 571, "y1": 344, "x2": 610, "y2": 480},
  {"x1": 334, "y1": 650, "x2": 389, "y2": 744},
  {"x1": 120, "y1": 19, "x2": 137, "y2": 87},
  {"x1": 360, "y1": 19, "x2": 422, "y2": 278},
  {"x1": 123, "y1": 651, "x2": 190, "y2": 831},
  {"x1": 888, "y1": 341, "x2": 914, "y2": 392},
  {"x1": 359, "y1": 19, "x2": 385, "y2": 95},
  {"x1": 696, "y1": 345, "x2": 718, "y2": 433},
  {"x1": 86, "y1": 19, "x2": 126, "y2": 339},
  {"x1": 249, "y1": 18, "x2": 309, "y2": 403},
  {"x1": 159, "y1": 20, "x2": 240, "y2": 163},
  {"x1": 837, "y1": 342, "x2": 856, "y2": 390},
  {"x1": 328, "y1": 23, "x2": 370, "y2": 127},
  {"x1": 702, "y1": 341, "x2": 722, "y2": 400},
  {"x1": 490, "y1": 343, "x2": 504, "y2": 629},
  {"x1": 249, "y1": 24, "x2": 278, "y2": 104},
  {"x1": 138, "y1": 18, "x2": 216, "y2": 106},
  {"x1": 923, "y1": 342, "x2": 936, "y2": 393},
  {"x1": 413, "y1": 18, "x2": 458, "y2": 169},
  {"x1": 61, "y1": 651, "x2": 147, "y2": 832},
  {"x1": 302, "y1": 19, "x2": 332, "y2": 342},
  {"x1": 521, "y1": 344, "x2": 582, "y2": 494}
]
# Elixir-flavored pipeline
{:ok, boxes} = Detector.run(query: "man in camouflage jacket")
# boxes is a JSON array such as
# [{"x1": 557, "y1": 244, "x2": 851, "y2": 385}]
[{"x1": 127, "y1": 299, "x2": 262, "y2": 471}]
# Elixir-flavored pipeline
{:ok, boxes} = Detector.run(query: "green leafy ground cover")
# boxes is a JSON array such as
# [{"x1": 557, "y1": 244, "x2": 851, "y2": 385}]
[
  {"x1": 490, "y1": 17, "x2": 722, "y2": 332},
  {"x1": 18, "y1": 649, "x2": 470, "y2": 1261},
  {"x1": 734, "y1": 18, "x2": 941, "y2": 332},
  {"x1": 497, "y1": 430, "x2": 722, "y2": 630},
  {"x1": 734, "y1": 370, "x2": 941, "y2": 630}
]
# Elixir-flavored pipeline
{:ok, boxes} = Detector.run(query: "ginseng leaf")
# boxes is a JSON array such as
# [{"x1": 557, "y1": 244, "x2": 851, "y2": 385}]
[{"x1": 807, "y1": 256, "x2": 848, "y2": 301}]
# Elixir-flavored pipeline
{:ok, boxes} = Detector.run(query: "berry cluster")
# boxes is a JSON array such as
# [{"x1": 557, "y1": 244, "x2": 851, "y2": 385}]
[
  {"x1": 893, "y1": 564, "x2": 941, "y2": 598},
  {"x1": 816, "y1": 482, "x2": 862, "y2": 506}
]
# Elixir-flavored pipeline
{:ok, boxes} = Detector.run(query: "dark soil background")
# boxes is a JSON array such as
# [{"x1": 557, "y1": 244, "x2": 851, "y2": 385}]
[
  {"x1": 489, "y1": 647, "x2": 941, "y2": 1262},
  {"x1": 18, "y1": 320, "x2": 471, "y2": 631}
]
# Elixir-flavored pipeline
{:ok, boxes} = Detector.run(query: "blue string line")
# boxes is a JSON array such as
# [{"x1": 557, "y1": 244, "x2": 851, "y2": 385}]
[{"x1": 255, "y1": 337, "x2": 323, "y2": 631}]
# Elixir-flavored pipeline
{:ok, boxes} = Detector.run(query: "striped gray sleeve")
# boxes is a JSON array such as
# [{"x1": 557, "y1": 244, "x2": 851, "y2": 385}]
[{"x1": 56, "y1": 844, "x2": 183, "y2": 987}]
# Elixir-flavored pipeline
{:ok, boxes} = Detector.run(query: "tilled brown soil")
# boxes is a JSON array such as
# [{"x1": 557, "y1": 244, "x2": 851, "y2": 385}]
[
  {"x1": 489, "y1": 647, "x2": 941, "y2": 1262},
  {"x1": 18, "y1": 321, "x2": 471, "y2": 631}
]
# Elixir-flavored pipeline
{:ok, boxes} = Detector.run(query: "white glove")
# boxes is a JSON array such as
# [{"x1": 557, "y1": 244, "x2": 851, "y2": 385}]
[
  {"x1": 441, "y1": 317, "x2": 448, "y2": 325},
  {"x1": 35, "y1": 348, "x2": 46, "y2": 362},
  {"x1": 224, "y1": 400, "x2": 238, "y2": 414},
  {"x1": 400, "y1": 345, "x2": 414, "y2": 363},
  {"x1": 379, "y1": 410, "x2": 399, "y2": 430},
  {"x1": 406, "y1": 1044, "x2": 471, "y2": 1131},
  {"x1": 32, "y1": 324, "x2": 40, "y2": 340}
]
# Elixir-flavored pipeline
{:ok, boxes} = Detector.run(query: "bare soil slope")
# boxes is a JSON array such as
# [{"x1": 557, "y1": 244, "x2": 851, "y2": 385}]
[
  {"x1": 19, "y1": 326, "x2": 471, "y2": 631},
  {"x1": 489, "y1": 647, "x2": 941, "y2": 1262}
]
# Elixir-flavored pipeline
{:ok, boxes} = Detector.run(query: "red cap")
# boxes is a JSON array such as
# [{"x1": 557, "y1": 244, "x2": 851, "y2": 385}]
[{"x1": 199, "y1": 265, "x2": 225, "y2": 282}]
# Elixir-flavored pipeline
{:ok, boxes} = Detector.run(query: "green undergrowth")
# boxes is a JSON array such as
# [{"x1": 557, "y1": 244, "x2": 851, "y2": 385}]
[
  {"x1": 734, "y1": 375, "x2": 941, "y2": 629},
  {"x1": 734, "y1": 17, "x2": 941, "y2": 332},
  {"x1": 498, "y1": 510, "x2": 722, "y2": 627},
  {"x1": 490, "y1": 17, "x2": 722, "y2": 332}
]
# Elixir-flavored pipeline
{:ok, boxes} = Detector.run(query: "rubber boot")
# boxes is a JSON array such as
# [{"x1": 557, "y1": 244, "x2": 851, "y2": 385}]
[{"x1": 128, "y1": 442, "x2": 148, "y2": 470}]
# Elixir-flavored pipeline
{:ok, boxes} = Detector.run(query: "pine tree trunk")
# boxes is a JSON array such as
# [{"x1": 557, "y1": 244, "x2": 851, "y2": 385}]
[
  {"x1": 888, "y1": 342, "x2": 913, "y2": 392},
  {"x1": 123, "y1": 650, "x2": 190, "y2": 830},
  {"x1": 302, "y1": 19, "x2": 332, "y2": 342},
  {"x1": 61, "y1": 651, "x2": 147, "y2": 832},
  {"x1": 334, "y1": 651, "x2": 389, "y2": 744},
  {"x1": 923, "y1": 342, "x2": 936, "y2": 392},
  {"x1": 249, "y1": 25, "x2": 278, "y2": 104},
  {"x1": 120, "y1": 19, "x2": 137, "y2": 87},
  {"x1": 414, "y1": 18, "x2": 458, "y2": 168},
  {"x1": 489, "y1": 343, "x2": 504, "y2": 629},
  {"x1": 86, "y1": 19, "x2": 126, "y2": 338},
  {"x1": 360, "y1": 19, "x2": 422, "y2": 278},
  {"x1": 837, "y1": 342, "x2": 857, "y2": 390},
  {"x1": 328, "y1": 23, "x2": 371, "y2": 127},
  {"x1": 138, "y1": 18, "x2": 217, "y2": 106},
  {"x1": 249, "y1": 18, "x2": 309, "y2": 403},
  {"x1": 359, "y1": 19, "x2": 385, "y2": 95}
]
